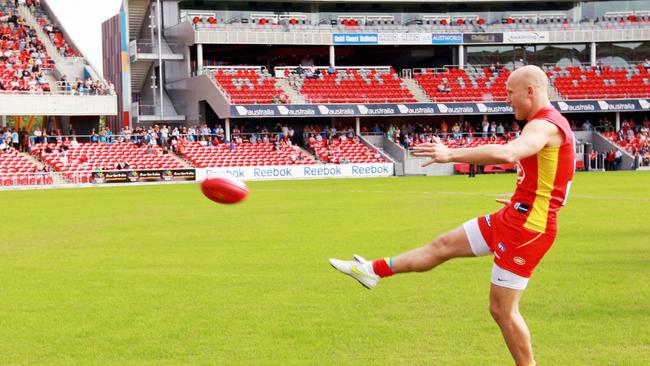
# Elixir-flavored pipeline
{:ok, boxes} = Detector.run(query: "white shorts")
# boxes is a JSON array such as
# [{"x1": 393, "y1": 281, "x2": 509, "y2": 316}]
[{"x1": 463, "y1": 218, "x2": 530, "y2": 290}]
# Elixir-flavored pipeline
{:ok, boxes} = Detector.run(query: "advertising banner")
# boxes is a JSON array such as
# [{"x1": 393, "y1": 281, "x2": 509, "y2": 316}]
[
  {"x1": 503, "y1": 31, "x2": 550, "y2": 44},
  {"x1": 229, "y1": 99, "x2": 649, "y2": 118},
  {"x1": 196, "y1": 163, "x2": 394, "y2": 182},
  {"x1": 378, "y1": 33, "x2": 432, "y2": 45},
  {"x1": 92, "y1": 169, "x2": 196, "y2": 184},
  {"x1": 463, "y1": 33, "x2": 503, "y2": 44},
  {"x1": 553, "y1": 99, "x2": 650, "y2": 113},
  {"x1": 333, "y1": 33, "x2": 378, "y2": 45},
  {"x1": 431, "y1": 33, "x2": 464, "y2": 44},
  {"x1": 334, "y1": 33, "x2": 463, "y2": 46}
]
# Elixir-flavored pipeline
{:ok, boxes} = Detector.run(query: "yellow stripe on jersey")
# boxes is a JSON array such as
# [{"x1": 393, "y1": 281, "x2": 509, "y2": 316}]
[{"x1": 524, "y1": 146, "x2": 560, "y2": 233}]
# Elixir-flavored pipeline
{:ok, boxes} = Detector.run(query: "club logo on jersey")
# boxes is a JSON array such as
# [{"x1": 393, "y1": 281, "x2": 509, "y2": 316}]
[
  {"x1": 497, "y1": 242, "x2": 506, "y2": 253},
  {"x1": 515, "y1": 161, "x2": 525, "y2": 184},
  {"x1": 513, "y1": 257, "x2": 526, "y2": 265},
  {"x1": 514, "y1": 202, "x2": 530, "y2": 214}
]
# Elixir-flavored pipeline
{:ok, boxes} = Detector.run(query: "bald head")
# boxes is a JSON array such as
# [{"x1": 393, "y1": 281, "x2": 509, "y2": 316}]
[
  {"x1": 505, "y1": 65, "x2": 551, "y2": 121},
  {"x1": 507, "y1": 65, "x2": 549, "y2": 98}
]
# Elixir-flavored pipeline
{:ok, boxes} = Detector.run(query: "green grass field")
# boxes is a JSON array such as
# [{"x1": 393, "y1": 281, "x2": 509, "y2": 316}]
[{"x1": 1, "y1": 172, "x2": 649, "y2": 365}]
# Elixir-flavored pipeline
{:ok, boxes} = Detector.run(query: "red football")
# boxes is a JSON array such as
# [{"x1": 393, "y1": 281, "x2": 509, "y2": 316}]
[{"x1": 200, "y1": 176, "x2": 249, "y2": 204}]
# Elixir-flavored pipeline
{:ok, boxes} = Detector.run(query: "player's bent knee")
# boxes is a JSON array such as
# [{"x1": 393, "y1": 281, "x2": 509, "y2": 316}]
[{"x1": 489, "y1": 303, "x2": 517, "y2": 324}]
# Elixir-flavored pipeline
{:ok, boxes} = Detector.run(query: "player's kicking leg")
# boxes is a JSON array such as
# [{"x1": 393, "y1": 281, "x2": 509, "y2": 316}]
[{"x1": 328, "y1": 225, "x2": 476, "y2": 289}]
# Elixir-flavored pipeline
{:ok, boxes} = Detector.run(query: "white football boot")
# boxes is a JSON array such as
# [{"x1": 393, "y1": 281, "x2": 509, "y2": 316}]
[{"x1": 329, "y1": 255, "x2": 379, "y2": 289}]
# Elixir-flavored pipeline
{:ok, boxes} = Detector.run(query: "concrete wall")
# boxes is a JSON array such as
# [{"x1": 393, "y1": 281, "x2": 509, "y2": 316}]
[
  {"x1": 0, "y1": 95, "x2": 117, "y2": 116},
  {"x1": 361, "y1": 135, "x2": 403, "y2": 175},
  {"x1": 592, "y1": 132, "x2": 635, "y2": 170},
  {"x1": 166, "y1": 74, "x2": 230, "y2": 122}
]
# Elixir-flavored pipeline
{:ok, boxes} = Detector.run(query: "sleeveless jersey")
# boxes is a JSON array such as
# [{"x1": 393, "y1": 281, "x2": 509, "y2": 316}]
[{"x1": 508, "y1": 105, "x2": 575, "y2": 234}]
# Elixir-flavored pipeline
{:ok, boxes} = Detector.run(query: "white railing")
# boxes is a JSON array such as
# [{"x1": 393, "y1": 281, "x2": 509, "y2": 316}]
[
  {"x1": 0, "y1": 83, "x2": 115, "y2": 96},
  {"x1": 274, "y1": 65, "x2": 392, "y2": 78}
]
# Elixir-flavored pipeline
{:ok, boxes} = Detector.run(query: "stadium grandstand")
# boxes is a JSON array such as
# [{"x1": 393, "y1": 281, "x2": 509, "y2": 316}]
[
  {"x1": 1, "y1": 0, "x2": 650, "y2": 188},
  {"x1": 3, "y1": 3, "x2": 650, "y2": 366}
]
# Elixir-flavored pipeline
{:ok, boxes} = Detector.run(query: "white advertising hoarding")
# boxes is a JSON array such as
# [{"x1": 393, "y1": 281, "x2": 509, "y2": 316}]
[
  {"x1": 503, "y1": 31, "x2": 550, "y2": 44},
  {"x1": 196, "y1": 163, "x2": 394, "y2": 181}
]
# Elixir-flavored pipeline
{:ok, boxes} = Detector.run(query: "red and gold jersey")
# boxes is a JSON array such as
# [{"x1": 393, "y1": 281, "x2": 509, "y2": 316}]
[{"x1": 508, "y1": 105, "x2": 575, "y2": 234}]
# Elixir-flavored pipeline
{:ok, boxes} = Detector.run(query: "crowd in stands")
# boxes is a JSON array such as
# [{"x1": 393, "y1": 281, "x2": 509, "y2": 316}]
[
  {"x1": 1, "y1": 0, "x2": 105, "y2": 96},
  {"x1": 5, "y1": 111, "x2": 649, "y2": 187},
  {"x1": 12, "y1": 0, "x2": 78, "y2": 57},
  {"x1": 302, "y1": 125, "x2": 384, "y2": 163},
  {"x1": 0, "y1": 2, "x2": 53, "y2": 93},
  {"x1": 1, "y1": 126, "x2": 30, "y2": 152},
  {"x1": 37, "y1": 13, "x2": 78, "y2": 58},
  {"x1": 365, "y1": 119, "x2": 520, "y2": 149},
  {"x1": 57, "y1": 74, "x2": 114, "y2": 95},
  {"x1": 176, "y1": 122, "x2": 314, "y2": 167},
  {"x1": 0, "y1": 125, "x2": 53, "y2": 186},
  {"x1": 599, "y1": 117, "x2": 650, "y2": 167}
]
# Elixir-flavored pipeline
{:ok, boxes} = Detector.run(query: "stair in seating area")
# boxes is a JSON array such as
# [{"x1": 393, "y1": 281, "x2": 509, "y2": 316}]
[
  {"x1": 401, "y1": 78, "x2": 431, "y2": 102},
  {"x1": 276, "y1": 78, "x2": 305, "y2": 104},
  {"x1": 169, "y1": 150, "x2": 194, "y2": 168},
  {"x1": 21, "y1": 151, "x2": 64, "y2": 184},
  {"x1": 548, "y1": 84, "x2": 563, "y2": 101}
]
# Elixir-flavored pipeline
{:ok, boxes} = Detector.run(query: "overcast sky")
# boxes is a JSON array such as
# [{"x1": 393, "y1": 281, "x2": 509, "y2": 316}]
[{"x1": 46, "y1": 0, "x2": 122, "y2": 77}]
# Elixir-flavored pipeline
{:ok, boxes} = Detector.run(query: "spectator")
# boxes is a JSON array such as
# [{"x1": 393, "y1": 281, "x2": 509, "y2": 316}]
[
  {"x1": 496, "y1": 123, "x2": 505, "y2": 137},
  {"x1": 33, "y1": 127, "x2": 42, "y2": 144},
  {"x1": 614, "y1": 149, "x2": 622, "y2": 170},
  {"x1": 482, "y1": 119, "x2": 489, "y2": 138},
  {"x1": 589, "y1": 149, "x2": 597, "y2": 169},
  {"x1": 606, "y1": 149, "x2": 615, "y2": 170},
  {"x1": 305, "y1": 67, "x2": 315, "y2": 79},
  {"x1": 490, "y1": 121, "x2": 497, "y2": 135},
  {"x1": 90, "y1": 129, "x2": 99, "y2": 143}
]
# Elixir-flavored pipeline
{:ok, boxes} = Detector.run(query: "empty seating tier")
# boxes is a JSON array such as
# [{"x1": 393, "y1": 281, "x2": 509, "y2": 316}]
[
  {"x1": 297, "y1": 68, "x2": 415, "y2": 103},
  {"x1": 211, "y1": 68, "x2": 288, "y2": 104},
  {"x1": 0, "y1": 147, "x2": 52, "y2": 186},
  {"x1": 179, "y1": 141, "x2": 316, "y2": 168},
  {"x1": 548, "y1": 64, "x2": 650, "y2": 100},
  {"x1": 309, "y1": 139, "x2": 385, "y2": 164},
  {"x1": 415, "y1": 67, "x2": 510, "y2": 102}
]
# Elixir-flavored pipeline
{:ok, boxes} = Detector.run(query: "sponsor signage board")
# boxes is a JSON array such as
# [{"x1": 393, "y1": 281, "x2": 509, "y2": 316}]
[
  {"x1": 229, "y1": 99, "x2": 650, "y2": 118},
  {"x1": 463, "y1": 33, "x2": 503, "y2": 44},
  {"x1": 503, "y1": 31, "x2": 550, "y2": 44},
  {"x1": 333, "y1": 33, "x2": 378, "y2": 44},
  {"x1": 92, "y1": 169, "x2": 196, "y2": 184},
  {"x1": 196, "y1": 163, "x2": 394, "y2": 182}
]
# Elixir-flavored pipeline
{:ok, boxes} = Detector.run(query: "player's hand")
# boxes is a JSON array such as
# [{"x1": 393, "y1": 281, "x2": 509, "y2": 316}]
[
  {"x1": 495, "y1": 199, "x2": 511, "y2": 206},
  {"x1": 412, "y1": 136, "x2": 451, "y2": 167}
]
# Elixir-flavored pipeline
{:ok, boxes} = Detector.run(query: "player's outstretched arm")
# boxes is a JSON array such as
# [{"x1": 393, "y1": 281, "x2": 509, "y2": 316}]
[{"x1": 412, "y1": 119, "x2": 558, "y2": 167}]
